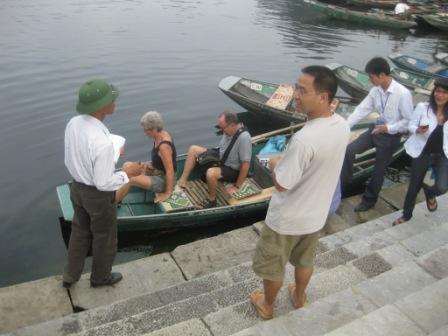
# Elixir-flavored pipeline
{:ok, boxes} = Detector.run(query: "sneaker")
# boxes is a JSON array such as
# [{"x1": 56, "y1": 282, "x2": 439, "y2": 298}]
[
  {"x1": 90, "y1": 272, "x2": 123, "y2": 287},
  {"x1": 62, "y1": 281, "x2": 72, "y2": 289},
  {"x1": 354, "y1": 202, "x2": 374, "y2": 212},
  {"x1": 199, "y1": 198, "x2": 217, "y2": 209}
]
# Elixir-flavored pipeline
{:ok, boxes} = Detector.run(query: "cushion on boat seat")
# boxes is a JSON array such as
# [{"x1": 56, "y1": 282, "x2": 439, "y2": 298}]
[
  {"x1": 225, "y1": 178, "x2": 262, "y2": 200},
  {"x1": 159, "y1": 189, "x2": 194, "y2": 213}
]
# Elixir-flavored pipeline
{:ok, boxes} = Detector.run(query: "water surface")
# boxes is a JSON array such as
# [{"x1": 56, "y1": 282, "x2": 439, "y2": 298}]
[{"x1": 0, "y1": 0, "x2": 446, "y2": 287}]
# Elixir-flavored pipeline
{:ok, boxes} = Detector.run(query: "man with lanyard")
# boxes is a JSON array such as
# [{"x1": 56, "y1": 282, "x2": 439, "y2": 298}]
[
  {"x1": 341, "y1": 57, "x2": 413, "y2": 212},
  {"x1": 63, "y1": 79, "x2": 142, "y2": 288}
]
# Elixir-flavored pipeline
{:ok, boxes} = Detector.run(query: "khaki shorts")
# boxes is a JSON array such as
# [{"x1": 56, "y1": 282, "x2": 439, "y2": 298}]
[{"x1": 252, "y1": 224, "x2": 319, "y2": 282}]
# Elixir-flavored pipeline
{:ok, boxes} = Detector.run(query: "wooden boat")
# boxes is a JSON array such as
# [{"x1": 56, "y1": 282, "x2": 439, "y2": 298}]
[
  {"x1": 435, "y1": 53, "x2": 448, "y2": 65},
  {"x1": 302, "y1": 0, "x2": 416, "y2": 29},
  {"x1": 218, "y1": 76, "x2": 363, "y2": 123},
  {"x1": 345, "y1": 0, "x2": 396, "y2": 10},
  {"x1": 416, "y1": 13, "x2": 448, "y2": 32},
  {"x1": 326, "y1": 63, "x2": 372, "y2": 101},
  {"x1": 56, "y1": 123, "x2": 405, "y2": 237},
  {"x1": 218, "y1": 76, "x2": 306, "y2": 123},
  {"x1": 326, "y1": 63, "x2": 432, "y2": 105},
  {"x1": 389, "y1": 53, "x2": 448, "y2": 79}
]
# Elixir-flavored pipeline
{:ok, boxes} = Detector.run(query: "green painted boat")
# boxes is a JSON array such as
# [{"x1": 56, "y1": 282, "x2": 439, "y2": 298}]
[
  {"x1": 303, "y1": 0, "x2": 417, "y2": 29},
  {"x1": 56, "y1": 124, "x2": 404, "y2": 236},
  {"x1": 345, "y1": 0, "x2": 396, "y2": 10},
  {"x1": 326, "y1": 63, "x2": 372, "y2": 101},
  {"x1": 218, "y1": 75, "x2": 363, "y2": 123},
  {"x1": 389, "y1": 53, "x2": 448, "y2": 80},
  {"x1": 435, "y1": 53, "x2": 448, "y2": 65},
  {"x1": 326, "y1": 63, "x2": 432, "y2": 104},
  {"x1": 418, "y1": 13, "x2": 448, "y2": 32}
]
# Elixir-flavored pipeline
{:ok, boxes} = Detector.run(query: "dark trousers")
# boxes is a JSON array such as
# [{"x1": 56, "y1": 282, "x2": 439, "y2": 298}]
[
  {"x1": 402, "y1": 153, "x2": 448, "y2": 219},
  {"x1": 341, "y1": 127, "x2": 402, "y2": 206},
  {"x1": 63, "y1": 181, "x2": 117, "y2": 283}
]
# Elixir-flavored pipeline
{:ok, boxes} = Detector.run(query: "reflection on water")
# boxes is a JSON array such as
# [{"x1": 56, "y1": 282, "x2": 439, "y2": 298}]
[{"x1": 0, "y1": 0, "x2": 446, "y2": 287}]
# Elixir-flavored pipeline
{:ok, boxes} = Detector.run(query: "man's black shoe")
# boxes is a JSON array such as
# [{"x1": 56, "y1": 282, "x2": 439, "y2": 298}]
[
  {"x1": 90, "y1": 272, "x2": 123, "y2": 287},
  {"x1": 62, "y1": 281, "x2": 72, "y2": 289},
  {"x1": 354, "y1": 202, "x2": 374, "y2": 212}
]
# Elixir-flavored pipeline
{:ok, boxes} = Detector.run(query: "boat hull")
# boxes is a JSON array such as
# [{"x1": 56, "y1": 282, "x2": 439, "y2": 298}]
[{"x1": 303, "y1": 0, "x2": 416, "y2": 29}]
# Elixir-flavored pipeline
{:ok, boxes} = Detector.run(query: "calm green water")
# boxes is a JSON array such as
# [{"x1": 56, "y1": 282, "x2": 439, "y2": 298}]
[{"x1": 0, "y1": 0, "x2": 446, "y2": 287}]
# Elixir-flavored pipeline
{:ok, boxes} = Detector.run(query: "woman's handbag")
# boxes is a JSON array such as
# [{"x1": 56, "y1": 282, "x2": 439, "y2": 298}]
[{"x1": 197, "y1": 148, "x2": 220, "y2": 166}]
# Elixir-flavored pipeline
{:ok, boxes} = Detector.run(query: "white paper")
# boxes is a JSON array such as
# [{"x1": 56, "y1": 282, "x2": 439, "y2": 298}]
[{"x1": 109, "y1": 134, "x2": 126, "y2": 163}]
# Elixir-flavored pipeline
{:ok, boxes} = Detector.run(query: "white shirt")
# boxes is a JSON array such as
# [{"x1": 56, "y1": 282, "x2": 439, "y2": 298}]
[
  {"x1": 395, "y1": 3, "x2": 410, "y2": 14},
  {"x1": 347, "y1": 79, "x2": 413, "y2": 134},
  {"x1": 404, "y1": 102, "x2": 448, "y2": 158},
  {"x1": 64, "y1": 115, "x2": 129, "y2": 191},
  {"x1": 265, "y1": 114, "x2": 350, "y2": 235}
]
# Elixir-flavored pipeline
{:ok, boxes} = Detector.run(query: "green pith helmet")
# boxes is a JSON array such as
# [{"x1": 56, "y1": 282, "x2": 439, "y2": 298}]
[{"x1": 76, "y1": 79, "x2": 119, "y2": 114}]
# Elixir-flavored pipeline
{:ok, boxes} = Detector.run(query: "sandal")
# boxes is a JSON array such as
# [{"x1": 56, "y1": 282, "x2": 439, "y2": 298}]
[
  {"x1": 198, "y1": 198, "x2": 217, "y2": 209},
  {"x1": 392, "y1": 216, "x2": 408, "y2": 226},
  {"x1": 424, "y1": 188, "x2": 438, "y2": 212},
  {"x1": 288, "y1": 283, "x2": 307, "y2": 309},
  {"x1": 250, "y1": 289, "x2": 273, "y2": 320}
]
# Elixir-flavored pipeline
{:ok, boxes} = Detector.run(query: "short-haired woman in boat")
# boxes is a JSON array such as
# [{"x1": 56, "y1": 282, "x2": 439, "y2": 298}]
[
  {"x1": 393, "y1": 78, "x2": 448, "y2": 225},
  {"x1": 116, "y1": 111, "x2": 177, "y2": 203}
]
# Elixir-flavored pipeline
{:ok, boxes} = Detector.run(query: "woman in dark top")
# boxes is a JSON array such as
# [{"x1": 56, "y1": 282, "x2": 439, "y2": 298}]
[
  {"x1": 393, "y1": 78, "x2": 448, "y2": 225},
  {"x1": 116, "y1": 111, "x2": 177, "y2": 203}
]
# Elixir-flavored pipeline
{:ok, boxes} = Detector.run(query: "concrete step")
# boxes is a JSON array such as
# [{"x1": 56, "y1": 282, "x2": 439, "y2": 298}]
[
  {"x1": 72, "y1": 232, "x2": 435, "y2": 335},
  {"x1": 325, "y1": 276, "x2": 448, "y2": 336},
  {"x1": 429, "y1": 325, "x2": 448, "y2": 336},
  {"x1": 140, "y1": 319, "x2": 212, "y2": 336},
  {"x1": 7, "y1": 193, "x2": 448, "y2": 336},
  {"x1": 50, "y1": 229, "x2": 442, "y2": 336},
  {"x1": 219, "y1": 260, "x2": 437, "y2": 336},
  {"x1": 230, "y1": 243, "x2": 448, "y2": 336},
  {"x1": 69, "y1": 253, "x2": 185, "y2": 310},
  {"x1": 0, "y1": 276, "x2": 72, "y2": 334}
]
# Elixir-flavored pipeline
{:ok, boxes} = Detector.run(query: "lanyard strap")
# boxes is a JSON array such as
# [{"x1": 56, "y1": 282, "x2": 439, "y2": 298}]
[{"x1": 380, "y1": 92, "x2": 390, "y2": 116}]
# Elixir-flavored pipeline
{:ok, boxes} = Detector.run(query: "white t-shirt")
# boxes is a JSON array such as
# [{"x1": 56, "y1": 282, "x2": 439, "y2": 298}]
[
  {"x1": 265, "y1": 114, "x2": 350, "y2": 235},
  {"x1": 395, "y1": 3, "x2": 410, "y2": 14}
]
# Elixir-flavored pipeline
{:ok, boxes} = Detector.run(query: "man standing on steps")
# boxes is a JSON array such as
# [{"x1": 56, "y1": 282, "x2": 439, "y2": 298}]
[
  {"x1": 250, "y1": 66, "x2": 350, "y2": 320},
  {"x1": 62, "y1": 79, "x2": 142, "y2": 289},
  {"x1": 341, "y1": 57, "x2": 413, "y2": 212}
]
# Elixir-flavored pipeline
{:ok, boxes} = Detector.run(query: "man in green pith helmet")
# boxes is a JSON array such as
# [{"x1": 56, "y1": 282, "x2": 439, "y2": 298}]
[{"x1": 62, "y1": 79, "x2": 142, "y2": 289}]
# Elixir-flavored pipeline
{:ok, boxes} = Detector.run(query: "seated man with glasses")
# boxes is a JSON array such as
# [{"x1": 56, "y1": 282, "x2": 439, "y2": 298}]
[{"x1": 177, "y1": 110, "x2": 252, "y2": 208}]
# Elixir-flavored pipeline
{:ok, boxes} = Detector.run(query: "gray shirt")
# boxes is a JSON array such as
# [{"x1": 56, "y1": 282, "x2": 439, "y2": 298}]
[{"x1": 218, "y1": 129, "x2": 252, "y2": 171}]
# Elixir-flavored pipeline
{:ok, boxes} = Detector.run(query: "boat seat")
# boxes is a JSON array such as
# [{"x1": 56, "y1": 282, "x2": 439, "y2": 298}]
[
  {"x1": 182, "y1": 179, "x2": 231, "y2": 208},
  {"x1": 230, "y1": 82, "x2": 270, "y2": 103}
]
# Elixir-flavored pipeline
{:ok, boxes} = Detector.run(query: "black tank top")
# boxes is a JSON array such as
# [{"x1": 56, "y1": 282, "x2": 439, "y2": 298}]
[
  {"x1": 423, "y1": 124, "x2": 444, "y2": 155},
  {"x1": 151, "y1": 140, "x2": 177, "y2": 172}
]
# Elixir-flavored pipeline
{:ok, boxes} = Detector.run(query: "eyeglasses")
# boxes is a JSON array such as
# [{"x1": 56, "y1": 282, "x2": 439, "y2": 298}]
[{"x1": 294, "y1": 84, "x2": 317, "y2": 97}]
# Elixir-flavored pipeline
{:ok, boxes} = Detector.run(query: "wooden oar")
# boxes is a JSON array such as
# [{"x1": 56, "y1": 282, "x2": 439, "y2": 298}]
[{"x1": 251, "y1": 122, "x2": 306, "y2": 144}]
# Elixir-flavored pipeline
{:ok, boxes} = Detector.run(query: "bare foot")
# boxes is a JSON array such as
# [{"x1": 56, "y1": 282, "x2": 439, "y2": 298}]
[
  {"x1": 288, "y1": 283, "x2": 307, "y2": 309},
  {"x1": 250, "y1": 289, "x2": 273, "y2": 320},
  {"x1": 176, "y1": 179, "x2": 187, "y2": 189}
]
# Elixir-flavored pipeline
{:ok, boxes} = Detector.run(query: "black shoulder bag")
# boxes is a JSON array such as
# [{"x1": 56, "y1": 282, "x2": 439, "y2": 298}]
[{"x1": 197, "y1": 126, "x2": 248, "y2": 167}]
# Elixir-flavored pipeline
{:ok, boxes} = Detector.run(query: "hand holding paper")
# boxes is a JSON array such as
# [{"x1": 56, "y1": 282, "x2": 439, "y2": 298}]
[{"x1": 109, "y1": 134, "x2": 126, "y2": 163}]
